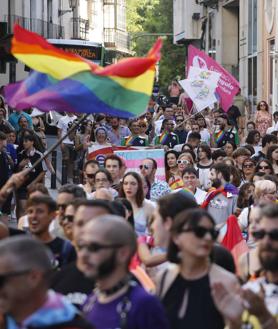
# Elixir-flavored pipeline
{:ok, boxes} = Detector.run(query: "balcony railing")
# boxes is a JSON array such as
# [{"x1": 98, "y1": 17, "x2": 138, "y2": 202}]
[
  {"x1": 71, "y1": 17, "x2": 89, "y2": 40},
  {"x1": 4, "y1": 15, "x2": 64, "y2": 38},
  {"x1": 104, "y1": 28, "x2": 130, "y2": 52}
]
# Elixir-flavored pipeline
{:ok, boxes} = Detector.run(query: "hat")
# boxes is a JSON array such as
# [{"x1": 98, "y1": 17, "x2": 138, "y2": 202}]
[
  {"x1": 30, "y1": 108, "x2": 44, "y2": 117},
  {"x1": 95, "y1": 126, "x2": 108, "y2": 137}
]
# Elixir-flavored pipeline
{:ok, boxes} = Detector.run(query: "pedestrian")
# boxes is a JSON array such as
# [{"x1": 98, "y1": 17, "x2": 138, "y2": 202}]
[
  {"x1": 26, "y1": 195, "x2": 76, "y2": 269},
  {"x1": 119, "y1": 172, "x2": 155, "y2": 236},
  {"x1": 91, "y1": 169, "x2": 118, "y2": 200},
  {"x1": 255, "y1": 101, "x2": 272, "y2": 137},
  {"x1": 0, "y1": 236, "x2": 93, "y2": 329},
  {"x1": 158, "y1": 208, "x2": 239, "y2": 329},
  {"x1": 104, "y1": 154, "x2": 123, "y2": 191},
  {"x1": 80, "y1": 215, "x2": 170, "y2": 329},
  {"x1": 267, "y1": 144, "x2": 278, "y2": 174}
]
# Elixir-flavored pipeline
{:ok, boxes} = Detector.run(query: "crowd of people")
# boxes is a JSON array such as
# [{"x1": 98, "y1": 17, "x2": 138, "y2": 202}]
[{"x1": 0, "y1": 82, "x2": 277, "y2": 329}]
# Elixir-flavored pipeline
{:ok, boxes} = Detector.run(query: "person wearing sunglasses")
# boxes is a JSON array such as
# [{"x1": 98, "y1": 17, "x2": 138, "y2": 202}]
[
  {"x1": 80, "y1": 215, "x2": 169, "y2": 329},
  {"x1": 139, "y1": 158, "x2": 171, "y2": 202},
  {"x1": 158, "y1": 208, "x2": 238, "y2": 329},
  {"x1": 0, "y1": 236, "x2": 93, "y2": 329},
  {"x1": 255, "y1": 159, "x2": 274, "y2": 175},
  {"x1": 51, "y1": 199, "x2": 116, "y2": 309},
  {"x1": 79, "y1": 160, "x2": 100, "y2": 198},
  {"x1": 214, "y1": 204, "x2": 278, "y2": 329},
  {"x1": 241, "y1": 158, "x2": 256, "y2": 184},
  {"x1": 174, "y1": 115, "x2": 188, "y2": 144}
]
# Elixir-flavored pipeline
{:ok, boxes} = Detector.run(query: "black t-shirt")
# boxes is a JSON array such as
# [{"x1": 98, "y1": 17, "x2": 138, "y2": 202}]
[
  {"x1": 0, "y1": 151, "x2": 10, "y2": 188},
  {"x1": 227, "y1": 105, "x2": 241, "y2": 128},
  {"x1": 46, "y1": 237, "x2": 77, "y2": 269},
  {"x1": 174, "y1": 129, "x2": 188, "y2": 144},
  {"x1": 162, "y1": 274, "x2": 225, "y2": 329},
  {"x1": 17, "y1": 148, "x2": 44, "y2": 194},
  {"x1": 52, "y1": 262, "x2": 94, "y2": 309}
]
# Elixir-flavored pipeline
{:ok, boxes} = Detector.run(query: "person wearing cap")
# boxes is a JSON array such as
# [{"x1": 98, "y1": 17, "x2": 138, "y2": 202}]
[
  {"x1": 16, "y1": 134, "x2": 46, "y2": 218},
  {"x1": 8, "y1": 109, "x2": 33, "y2": 131},
  {"x1": 31, "y1": 108, "x2": 46, "y2": 148}
]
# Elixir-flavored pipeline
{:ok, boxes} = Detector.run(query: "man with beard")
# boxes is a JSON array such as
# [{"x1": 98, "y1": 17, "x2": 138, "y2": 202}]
[
  {"x1": 213, "y1": 113, "x2": 239, "y2": 148},
  {"x1": 242, "y1": 204, "x2": 278, "y2": 326},
  {"x1": 51, "y1": 199, "x2": 116, "y2": 309},
  {"x1": 202, "y1": 164, "x2": 238, "y2": 227},
  {"x1": 107, "y1": 117, "x2": 130, "y2": 146},
  {"x1": 79, "y1": 215, "x2": 169, "y2": 329},
  {"x1": 139, "y1": 157, "x2": 170, "y2": 201},
  {"x1": 211, "y1": 204, "x2": 278, "y2": 329}
]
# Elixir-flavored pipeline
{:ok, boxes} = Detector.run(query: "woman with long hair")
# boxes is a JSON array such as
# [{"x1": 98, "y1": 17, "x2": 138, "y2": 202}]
[
  {"x1": 255, "y1": 159, "x2": 274, "y2": 175},
  {"x1": 165, "y1": 150, "x2": 180, "y2": 185},
  {"x1": 197, "y1": 143, "x2": 213, "y2": 190},
  {"x1": 255, "y1": 101, "x2": 272, "y2": 137},
  {"x1": 267, "y1": 144, "x2": 278, "y2": 174},
  {"x1": 237, "y1": 182, "x2": 255, "y2": 210},
  {"x1": 223, "y1": 141, "x2": 236, "y2": 158},
  {"x1": 245, "y1": 129, "x2": 261, "y2": 155},
  {"x1": 241, "y1": 158, "x2": 256, "y2": 183},
  {"x1": 159, "y1": 208, "x2": 238, "y2": 329},
  {"x1": 119, "y1": 172, "x2": 155, "y2": 236}
]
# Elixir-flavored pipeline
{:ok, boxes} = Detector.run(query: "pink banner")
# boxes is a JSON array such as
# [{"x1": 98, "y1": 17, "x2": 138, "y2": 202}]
[{"x1": 187, "y1": 45, "x2": 240, "y2": 112}]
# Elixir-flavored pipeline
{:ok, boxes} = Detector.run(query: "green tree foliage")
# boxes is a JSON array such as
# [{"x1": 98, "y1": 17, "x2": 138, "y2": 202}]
[{"x1": 126, "y1": 0, "x2": 185, "y2": 91}]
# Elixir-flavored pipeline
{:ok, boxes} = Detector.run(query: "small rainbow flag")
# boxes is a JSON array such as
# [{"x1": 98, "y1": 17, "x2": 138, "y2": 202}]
[{"x1": 4, "y1": 25, "x2": 161, "y2": 118}]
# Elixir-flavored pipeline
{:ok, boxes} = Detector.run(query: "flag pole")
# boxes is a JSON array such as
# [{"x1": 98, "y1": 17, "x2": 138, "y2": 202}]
[{"x1": 27, "y1": 113, "x2": 90, "y2": 174}]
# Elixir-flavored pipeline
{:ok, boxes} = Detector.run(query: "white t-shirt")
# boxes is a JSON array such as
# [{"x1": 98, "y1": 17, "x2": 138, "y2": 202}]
[
  {"x1": 194, "y1": 187, "x2": 207, "y2": 205},
  {"x1": 238, "y1": 206, "x2": 252, "y2": 230},
  {"x1": 57, "y1": 115, "x2": 77, "y2": 145}
]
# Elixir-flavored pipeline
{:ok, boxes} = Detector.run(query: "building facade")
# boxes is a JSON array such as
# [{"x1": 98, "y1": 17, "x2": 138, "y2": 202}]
[
  {"x1": 0, "y1": 0, "x2": 129, "y2": 86},
  {"x1": 173, "y1": 0, "x2": 278, "y2": 113}
]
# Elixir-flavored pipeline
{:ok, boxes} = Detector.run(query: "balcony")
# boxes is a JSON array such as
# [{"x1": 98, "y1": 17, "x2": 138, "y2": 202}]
[
  {"x1": 71, "y1": 17, "x2": 89, "y2": 40},
  {"x1": 4, "y1": 15, "x2": 64, "y2": 38},
  {"x1": 104, "y1": 28, "x2": 130, "y2": 53}
]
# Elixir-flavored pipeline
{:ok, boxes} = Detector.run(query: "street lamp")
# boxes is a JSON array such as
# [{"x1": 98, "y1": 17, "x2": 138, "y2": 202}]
[{"x1": 58, "y1": 0, "x2": 78, "y2": 17}]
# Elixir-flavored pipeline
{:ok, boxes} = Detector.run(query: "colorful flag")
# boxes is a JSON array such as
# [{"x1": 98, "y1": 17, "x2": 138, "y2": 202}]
[
  {"x1": 4, "y1": 25, "x2": 161, "y2": 118},
  {"x1": 221, "y1": 215, "x2": 249, "y2": 272},
  {"x1": 187, "y1": 45, "x2": 240, "y2": 112},
  {"x1": 179, "y1": 66, "x2": 221, "y2": 112}
]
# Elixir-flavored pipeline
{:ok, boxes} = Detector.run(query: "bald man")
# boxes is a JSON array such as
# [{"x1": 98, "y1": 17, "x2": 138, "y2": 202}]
[
  {"x1": 79, "y1": 215, "x2": 169, "y2": 329},
  {"x1": 52, "y1": 199, "x2": 117, "y2": 309},
  {"x1": 0, "y1": 236, "x2": 93, "y2": 329}
]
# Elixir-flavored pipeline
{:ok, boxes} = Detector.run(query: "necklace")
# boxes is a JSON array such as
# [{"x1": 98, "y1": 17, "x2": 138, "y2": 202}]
[{"x1": 95, "y1": 275, "x2": 131, "y2": 297}]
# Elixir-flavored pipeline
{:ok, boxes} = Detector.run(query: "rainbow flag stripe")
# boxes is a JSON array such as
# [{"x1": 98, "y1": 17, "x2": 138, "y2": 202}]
[
  {"x1": 159, "y1": 132, "x2": 168, "y2": 144},
  {"x1": 4, "y1": 25, "x2": 161, "y2": 118},
  {"x1": 215, "y1": 130, "x2": 225, "y2": 144}
]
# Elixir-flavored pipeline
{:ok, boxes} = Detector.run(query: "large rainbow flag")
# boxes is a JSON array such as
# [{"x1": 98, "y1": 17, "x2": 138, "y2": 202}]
[{"x1": 4, "y1": 25, "x2": 161, "y2": 118}]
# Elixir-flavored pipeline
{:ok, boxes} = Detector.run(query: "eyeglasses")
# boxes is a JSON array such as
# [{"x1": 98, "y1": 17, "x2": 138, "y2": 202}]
[
  {"x1": 63, "y1": 215, "x2": 74, "y2": 223},
  {"x1": 243, "y1": 163, "x2": 255, "y2": 168},
  {"x1": 86, "y1": 173, "x2": 95, "y2": 179},
  {"x1": 77, "y1": 242, "x2": 124, "y2": 253},
  {"x1": 180, "y1": 226, "x2": 219, "y2": 240},
  {"x1": 176, "y1": 120, "x2": 183, "y2": 123},
  {"x1": 177, "y1": 160, "x2": 190, "y2": 165},
  {"x1": 252, "y1": 229, "x2": 278, "y2": 241},
  {"x1": 0, "y1": 270, "x2": 31, "y2": 288},
  {"x1": 259, "y1": 166, "x2": 270, "y2": 170},
  {"x1": 95, "y1": 178, "x2": 108, "y2": 183},
  {"x1": 139, "y1": 125, "x2": 147, "y2": 128},
  {"x1": 139, "y1": 164, "x2": 150, "y2": 170}
]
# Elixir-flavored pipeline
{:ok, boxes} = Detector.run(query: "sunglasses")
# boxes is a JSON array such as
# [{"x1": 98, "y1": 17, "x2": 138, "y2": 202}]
[
  {"x1": 252, "y1": 229, "x2": 278, "y2": 241},
  {"x1": 259, "y1": 166, "x2": 270, "y2": 170},
  {"x1": 63, "y1": 215, "x2": 74, "y2": 222},
  {"x1": 86, "y1": 173, "x2": 95, "y2": 179},
  {"x1": 243, "y1": 163, "x2": 255, "y2": 168},
  {"x1": 177, "y1": 160, "x2": 190, "y2": 165},
  {"x1": 77, "y1": 242, "x2": 124, "y2": 253},
  {"x1": 0, "y1": 270, "x2": 31, "y2": 288},
  {"x1": 139, "y1": 165, "x2": 150, "y2": 170},
  {"x1": 57, "y1": 204, "x2": 67, "y2": 210},
  {"x1": 176, "y1": 120, "x2": 183, "y2": 123},
  {"x1": 180, "y1": 226, "x2": 219, "y2": 240}
]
